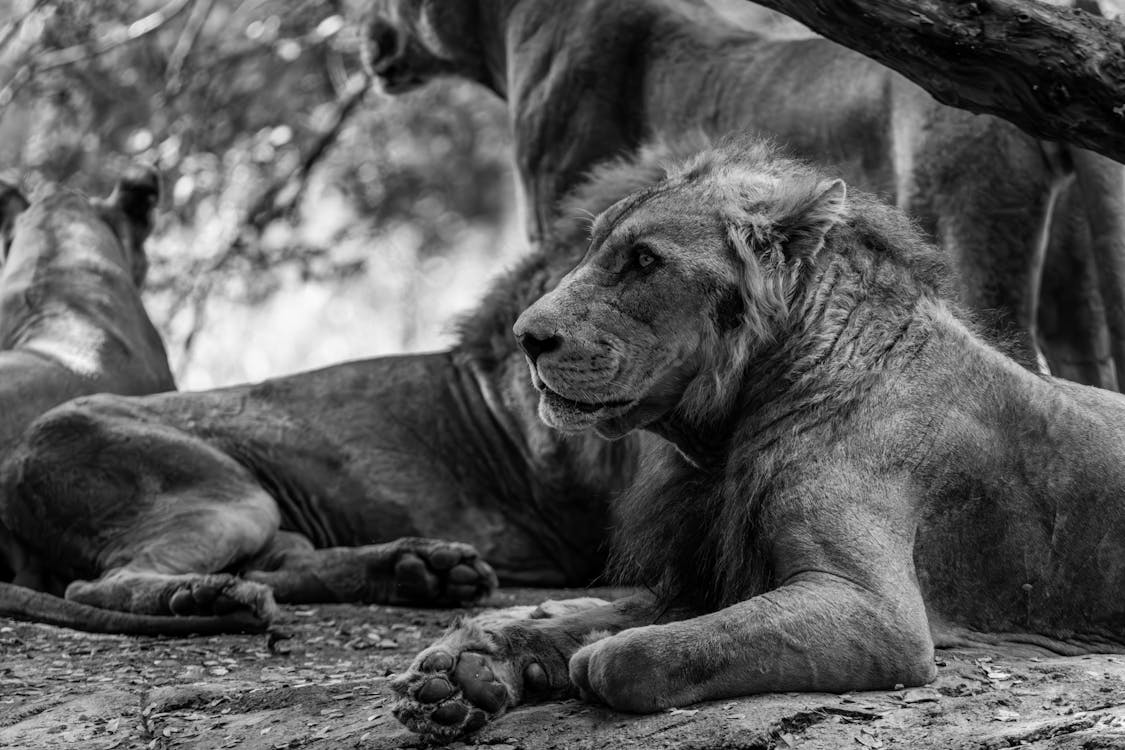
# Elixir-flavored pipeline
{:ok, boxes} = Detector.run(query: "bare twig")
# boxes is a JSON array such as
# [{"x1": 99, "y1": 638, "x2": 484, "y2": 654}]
[
  {"x1": 0, "y1": 0, "x2": 194, "y2": 106},
  {"x1": 165, "y1": 0, "x2": 216, "y2": 95}
]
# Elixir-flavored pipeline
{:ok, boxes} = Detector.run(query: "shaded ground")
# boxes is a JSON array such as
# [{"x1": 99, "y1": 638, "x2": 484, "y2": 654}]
[{"x1": 4, "y1": 588, "x2": 1125, "y2": 749}]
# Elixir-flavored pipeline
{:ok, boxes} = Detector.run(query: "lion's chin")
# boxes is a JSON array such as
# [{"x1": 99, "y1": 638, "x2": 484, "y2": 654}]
[{"x1": 537, "y1": 389, "x2": 637, "y2": 433}]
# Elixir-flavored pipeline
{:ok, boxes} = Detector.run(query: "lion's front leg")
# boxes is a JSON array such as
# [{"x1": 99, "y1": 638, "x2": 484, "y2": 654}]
[
  {"x1": 391, "y1": 593, "x2": 661, "y2": 740},
  {"x1": 569, "y1": 573, "x2": 936, "y2": 713}
]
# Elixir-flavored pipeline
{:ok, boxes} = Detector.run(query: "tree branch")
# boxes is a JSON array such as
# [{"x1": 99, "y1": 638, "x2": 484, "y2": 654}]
[{"x1": 746, "y1": 0, "x2": 1125, "y2": 162}]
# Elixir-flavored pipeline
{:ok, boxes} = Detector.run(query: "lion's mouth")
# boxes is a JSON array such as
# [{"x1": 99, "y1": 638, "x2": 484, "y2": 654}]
[{"x1": 541, "y1": 388, "x2": 634, "y2": 415}]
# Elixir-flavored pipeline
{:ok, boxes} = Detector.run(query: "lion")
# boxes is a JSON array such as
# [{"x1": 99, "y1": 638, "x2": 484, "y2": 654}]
[
  {"x1": 0, "y1": 171, "x2": 174, "y2": 579},
  {"x1": 365, "y1": 0, "x2": 1125, "y2": 390},
  {"x1": 0, "y1": 144, "x2": 704, "y2": 635},
  {"x1": 0, "y1": 170, "x2": 235, "y2": 631},
  {"x1": 388, "y1": 137, "x2": 1125, "y2": 740}
]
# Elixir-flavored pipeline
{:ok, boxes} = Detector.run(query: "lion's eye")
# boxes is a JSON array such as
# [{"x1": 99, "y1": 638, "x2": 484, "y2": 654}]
[{"x1": 634, "y1": 245, "x2": 657, "y2": 269}]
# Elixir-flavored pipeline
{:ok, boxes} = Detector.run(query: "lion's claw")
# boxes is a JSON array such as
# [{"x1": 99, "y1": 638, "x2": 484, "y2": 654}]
[{"x1": 392, "y1": 647, "x2": 512, "y2": 740}]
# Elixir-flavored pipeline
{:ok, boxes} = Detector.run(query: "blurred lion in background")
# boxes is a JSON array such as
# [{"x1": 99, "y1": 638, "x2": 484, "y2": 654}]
[{"x1": 366, "y1": 0, "x2": 1125, "y2": 390}]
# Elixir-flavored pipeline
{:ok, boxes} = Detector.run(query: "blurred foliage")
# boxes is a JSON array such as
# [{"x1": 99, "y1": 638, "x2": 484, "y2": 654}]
[{"x1": 0, "y1": 0, "x2": 511, "y2": 375}]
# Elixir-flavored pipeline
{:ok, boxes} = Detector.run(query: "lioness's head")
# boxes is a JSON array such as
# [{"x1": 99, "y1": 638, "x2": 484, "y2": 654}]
[
  {"x1": 513, "y1": 140, "x2": 847, "y2": 439},
  {"x1": 4, "y1": 167, "x2": 160, "y2": 288},
  {"x1": 364, "y1": 1, "x2": 491, "y2": 94}
]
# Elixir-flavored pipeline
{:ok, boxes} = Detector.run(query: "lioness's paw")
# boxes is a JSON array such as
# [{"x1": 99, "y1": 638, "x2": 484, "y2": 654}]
[
  {"x1": 167, "y1": 575, "x2": 278, "y2": 623},
  {"x1": 389, "y1": 538, "x2": 498, "y2": 605},
  {"x1": 392, "y1": 646, "x2": 513, "y2": 739}
]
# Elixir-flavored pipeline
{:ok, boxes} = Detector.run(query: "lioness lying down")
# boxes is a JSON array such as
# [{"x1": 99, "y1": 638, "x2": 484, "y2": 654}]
[{"x1": 390, "y1": 139, "x2": 1125, "y2": 739}]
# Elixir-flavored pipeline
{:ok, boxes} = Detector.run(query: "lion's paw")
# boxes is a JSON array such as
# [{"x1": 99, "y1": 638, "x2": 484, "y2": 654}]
[
  {"x1": 569, "y1": 629, "x2": 667, "y2": 713},
  {"x1": 389, "y1": 538, "x2": 498, "y2": 605},
  {"x1": 166, "y1": 574, "x2": 278, "y2": 622},
  {"x1": 391, "y1": 646, "x2": 513, "y2": 740}
]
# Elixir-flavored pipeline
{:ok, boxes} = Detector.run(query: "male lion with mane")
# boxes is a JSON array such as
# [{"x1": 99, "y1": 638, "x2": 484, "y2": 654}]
[{"x1": 390, "y1": 138, "x2": 1125, "y2": 740}]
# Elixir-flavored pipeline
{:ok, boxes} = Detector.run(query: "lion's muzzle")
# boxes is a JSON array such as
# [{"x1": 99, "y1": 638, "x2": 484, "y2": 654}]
[{"x1": 514, "y1": 299, "x2": 639, "y2": 431}]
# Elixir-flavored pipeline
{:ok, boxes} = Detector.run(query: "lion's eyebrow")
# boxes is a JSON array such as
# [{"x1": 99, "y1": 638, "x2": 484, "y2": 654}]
[{"x1": 593, "y1": 184, "x2": 668, "y2": 244}]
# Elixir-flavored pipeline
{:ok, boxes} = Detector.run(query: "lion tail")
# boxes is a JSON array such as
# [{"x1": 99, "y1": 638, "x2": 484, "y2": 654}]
[{"x1": 0, "y1": 582, "x2": 268, "y2": 636}]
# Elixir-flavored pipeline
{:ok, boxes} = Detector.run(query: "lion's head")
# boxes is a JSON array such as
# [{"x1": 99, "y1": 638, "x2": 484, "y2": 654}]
[
  {"x1": 3, "y1": 167, "x2": 159, "y2": 289},
  {"x1": 513, "y1": 139, "x2": 851, "y2": 440},
  {"x1": 364, "y1": 1, "x2": 490, "y2": 94}
]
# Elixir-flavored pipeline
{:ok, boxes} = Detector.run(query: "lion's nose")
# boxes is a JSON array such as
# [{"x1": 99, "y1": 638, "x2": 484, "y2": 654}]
[{"x1": 517, "y1": 331, "x2": 562, "y2": 365}]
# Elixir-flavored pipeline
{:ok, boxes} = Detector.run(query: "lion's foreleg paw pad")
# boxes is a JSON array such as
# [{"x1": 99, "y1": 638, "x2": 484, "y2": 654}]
[{"x1": 391, "y1": 649, "x2": 510, "y2": 739}]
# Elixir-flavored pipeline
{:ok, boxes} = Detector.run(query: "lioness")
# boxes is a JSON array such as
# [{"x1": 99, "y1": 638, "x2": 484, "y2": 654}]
[
  {"x1": 0, "y1": 171, "x2": 223, "y2": 631},
  {"x1": 389, "y1": 139, "x2": 1125, "y2": 739},
  {"x1": 366, "y1": 0, "x2": 1125, "y2": 389},
  {"x1": 0, "y1": 146, "x2": 699, "y2": 633}
]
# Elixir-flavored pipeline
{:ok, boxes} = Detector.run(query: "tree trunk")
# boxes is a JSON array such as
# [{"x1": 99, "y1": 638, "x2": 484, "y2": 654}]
[{"x1": 745, "y1": 0, "x2": 1125, "y2": 163}]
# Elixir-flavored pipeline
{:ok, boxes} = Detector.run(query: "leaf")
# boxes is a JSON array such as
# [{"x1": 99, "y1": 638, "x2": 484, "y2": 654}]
[{"x1": 900, "y1": 688, "x2": 941, "y2": 704}]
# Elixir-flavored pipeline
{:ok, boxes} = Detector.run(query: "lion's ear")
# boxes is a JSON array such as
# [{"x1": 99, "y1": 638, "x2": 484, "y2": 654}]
[{"x1": 775, "y1": 178, "x2": 846, "y2": 261}]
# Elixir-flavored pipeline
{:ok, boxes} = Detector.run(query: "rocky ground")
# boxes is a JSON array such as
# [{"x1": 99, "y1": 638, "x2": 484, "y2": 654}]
[{"x1": 4, "y1": 588, "x2": 1125, "y2": 750}]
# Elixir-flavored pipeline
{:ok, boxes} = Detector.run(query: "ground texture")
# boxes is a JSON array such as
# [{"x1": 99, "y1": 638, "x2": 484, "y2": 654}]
[{"x1": 4, "y1": 587, "x2": 1125, "y2": 749}]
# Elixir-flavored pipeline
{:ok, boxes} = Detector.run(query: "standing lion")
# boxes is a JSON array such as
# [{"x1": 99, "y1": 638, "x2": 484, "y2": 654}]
[{"x1": 390, "y1": 138, "x2": 1125, "y2": 739}]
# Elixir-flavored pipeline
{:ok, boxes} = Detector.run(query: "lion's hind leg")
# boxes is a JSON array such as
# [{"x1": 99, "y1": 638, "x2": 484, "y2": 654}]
[
  {"x1": 2, "y1": 397, "x2": 283, "y2": 625},
  {"x1": 242, "y1": 535, "x2": 498, "y2": 606},
  {"x1": 59, "y1": 477, "x2": 283, "y2": 623},
  {"x1": 66, "y1": 570, "x2": 277, "y2": 621}
]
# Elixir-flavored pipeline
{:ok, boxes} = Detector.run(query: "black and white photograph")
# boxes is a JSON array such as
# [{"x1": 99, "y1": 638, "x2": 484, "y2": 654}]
[{"x1": 3, "y1": 1, "x2": 1125, "y2": 748}]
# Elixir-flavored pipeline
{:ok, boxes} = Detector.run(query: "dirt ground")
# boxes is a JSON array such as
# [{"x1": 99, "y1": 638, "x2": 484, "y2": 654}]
[{"x1": 4, "y1": 587, "x2": 1125, "y2": 750}]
